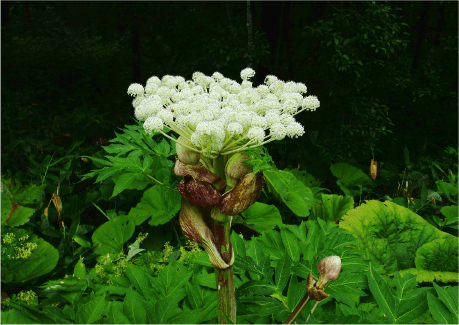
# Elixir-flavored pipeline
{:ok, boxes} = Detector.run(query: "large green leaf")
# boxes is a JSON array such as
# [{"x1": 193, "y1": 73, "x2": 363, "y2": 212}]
[
  {"x1": 2, "y1": 228, "x2": 59, "y2": 283},
  {"x1": 310, "y1": 193, "x2": 354, "y2": 222},
  {"x1": 264, "y1": 170, "x2": 314, "y2": 217},
  {"x1": 367, "y1": 263, "x2": 397, "y2": 323},
  {"x1": 92, "y1": 215, "x2": 135, "y2": 256},
  {"x1": 76, "y1": 295, "x2": 105, "y2": 324},
  {"x1": 123, "y1": 287, "x2": 147, "y2": 324},
  {"x1": 339, "y1": 200, "x2": 458, "y2": 281},
  {"x1": 415, "y1": 237, "x2": 458, "y2": 272},
  {"x1": 1, "y1": 180, "x2": 45, "y2": 227},
  {"x1": 330, "y1": 162, "x2": 373, "y2": 196},
  {"x1": 102, "y1": 301, "x2": 130, "y2": 324},
  {"x1": 128, "y1": 185, "x2": 180, "y2": 226},
  {"x1": 234, "y1": 202, "x2": 282, "y2": 233},
  {"x1": 427, "y1": 283, "x2": 459, "y2": 324}
]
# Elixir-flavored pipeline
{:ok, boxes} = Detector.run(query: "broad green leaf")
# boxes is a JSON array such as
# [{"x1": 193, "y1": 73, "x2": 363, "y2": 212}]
[
  {"x1": 311, "y1": 193, "x2": 354, "y2": 222},
  {"x1": 154, "y1": 295, "x2": 181, "y2": 324},
  {"x1": 236, "y1": 280, "x2": 277, "y2": 297},
  {"x1": 76, "y1": 295, "x2": 105, "y2": 324},
  {"x1": 73, "y1": 256, "x2": 86, "y2": 280},
  {"x1": 275, "y1": 253, "x2": 291, "y2": 293},
  {"x1": 287, "y1": 275, "x2": 306, "y2": 312},
  {"x1": 128, "y1": 185, "x2": 180, "y2": 226},
  {"x1": 264, "y1": 170, "x2": 314, "y2": 217},
  {"x1": 415, "y1": 237, "x2": 458, "y2": 272},
  {"x1": 92, "y1": 215, "x2": 135, "y2": 256},
  {"x1": 340, "y1": 200, "x2": 457, "y2": 275},
  {"x1": 123, "y1": 287, "x2": 147, "y2": 324},
  {"x1": 231, "y1": 231, "x2": 246, "y2": 258},
  {"x1": 330, "y1": 163, "x2": 373, "y2": 196},
  {"x1": 158, "y1": 262, "x2": 192, "y2": 298},
  {"x1": 440, "y1": 205, "x2": 458, "y2": 226},
  {"x1": 2, "y1": 195, "x2": 35, "y2": 227},
  {"x1": 280, "y1": 227, "x2": 300, "y2": 262},
  {"x1": 238, "y1": 202, "x2": 282, "y2": 233},
  {"x1": 73, "y1": 234, "x2": 91, "y2": 248},
  {"x1": 427, "y1": 291, "x2": 456, "y2": 324},
  {"x1": 103, "y1": 301, "x2": 130, "y2": 324},
  {"x1": 126, "y1": 263, "x2": 151, "y2": 297},
  {"x1": 95, "y1": 167, "x2": 123, "y2": 183},
  {"x1": 2, "y1": 228, "x2": 59, "y2": 283},
  {"x1": 234, "y1": 256, "x2": 264, "y2": 277},
  {"x1": 367, "y1": 263, "x2": 397, "y2": 323},
  {"x1": 431, "y1": 282, "x2": 458, "y2": 322},
  {"x1": 155, "y1": 138, "x2": 171, "y2": 156},
  {"x1": 1, "y1": 309, "x2": 36, "y2": 324},
  {"x1": 260, "y1": 255, "x2": 271, "y2": 279},
  {"x1": 110, "y1": 172, "x2": 138, "y2": 198},
  {"x1": 186, "y1": 281, "x2": 202, "y2": 309}
]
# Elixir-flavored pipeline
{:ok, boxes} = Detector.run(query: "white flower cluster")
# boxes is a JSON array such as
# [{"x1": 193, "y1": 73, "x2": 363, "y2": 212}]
[{"x1": 127, "y1": 68, "x2": 319, "y2": 157}]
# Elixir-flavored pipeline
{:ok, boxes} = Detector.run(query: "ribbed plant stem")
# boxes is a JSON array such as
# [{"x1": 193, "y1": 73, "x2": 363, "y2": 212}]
[{"x1": 213, "y1": 219, "x2": 236, "y2": 324}]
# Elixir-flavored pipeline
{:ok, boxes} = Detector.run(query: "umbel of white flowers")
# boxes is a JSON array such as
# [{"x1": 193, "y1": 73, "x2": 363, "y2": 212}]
[{"x1": 127, "y1": 68, "x2": 320, "y2": 158}]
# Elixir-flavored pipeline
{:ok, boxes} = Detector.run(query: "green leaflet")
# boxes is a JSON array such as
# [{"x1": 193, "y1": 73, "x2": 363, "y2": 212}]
[
  {"x1": 339, "y1": 200, "x2": 458, "y2": 282},
  {"x1": 427, "y1": 282, "x2": 459, "y2": 324},
  {"x1": 2, "y1": 228, "x2": 59, "y2": 283},
  {"x1": 1, "y1": 179, "x2": 45, "y2": 227},
  {"x1": 91, "y1": 215, "x2": 135, "y2": 256},
  {"x1": 330, "y1": 162, "x2": 373, "y2": 196},
  {"x1": 80, "y1": 124, "x2": 178, "y2": 199},
  {"x1": 264, "y1": 169, "x2": 314, "y2": 217},
  {"x1": 75, "y1": 295, "x2": 105, "y2": 324},
  {"x1": 128, "y1": 185, "x2": 181, "y2": 226},
  {"x1": 232, "y1": 202, "x2": 282, "y2": 234},
  {"x1": 233, "y1": 218, "x2": 370, "y2": 322},
  {"x1": 310, "y1": 193, "x2": 354, "y2": 222}
]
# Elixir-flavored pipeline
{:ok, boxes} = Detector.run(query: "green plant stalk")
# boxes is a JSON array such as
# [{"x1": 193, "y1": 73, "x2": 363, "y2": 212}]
[
  {"x1": 211, "y1": 154, "x2": 236, "y2": 324},
  {"x1": 213, "y1": 219, "x2": 236, "y2": 324},
  {"x1": 284, "y1": 292, "x2": 311, "y2": 324}
]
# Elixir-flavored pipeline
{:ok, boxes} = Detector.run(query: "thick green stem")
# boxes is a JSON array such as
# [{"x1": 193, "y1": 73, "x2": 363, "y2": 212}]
[{"x1": 213, "y1": 219, "x2": 236, "y2": 324}]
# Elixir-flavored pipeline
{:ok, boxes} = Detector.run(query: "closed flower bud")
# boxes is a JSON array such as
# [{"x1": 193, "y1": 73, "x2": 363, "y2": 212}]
[
  {"x1": 225, "y1": 153, "x2": 252, "y2": 188},
  {"x1": 176, "y1": 136, "x2": 201, "y2": 165},
  {"x1": 179, "y1": 199, "x2": 232, "y2": 270},
  {"x1": 316, "y1": 255, "x2": 341, "y2": 289},
  {"x1": 220, "y1": 172, "x2": 263, "y2": 215}
]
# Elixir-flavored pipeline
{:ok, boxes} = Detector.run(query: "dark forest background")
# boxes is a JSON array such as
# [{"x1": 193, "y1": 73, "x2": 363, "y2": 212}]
[{"x1": 1, "y1": 0, "x2": 458, "y2": 185}]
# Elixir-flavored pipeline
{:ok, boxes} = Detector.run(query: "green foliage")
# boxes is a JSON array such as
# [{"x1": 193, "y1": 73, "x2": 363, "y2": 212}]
[
  {"x1": 81, "y1": 123, "x2": 180, "y2": 199},
  {"x1": 339, "y1": 200, "x2": 458, "y2": 282}
]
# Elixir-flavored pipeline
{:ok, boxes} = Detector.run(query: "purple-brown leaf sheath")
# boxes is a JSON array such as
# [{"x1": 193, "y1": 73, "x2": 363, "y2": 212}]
[
  {"x1": 220, "y1": 172, "x2": 264, "y2": 215},
  {"x1": 177, "y1": 176, "x2": 222, "y2": 208},
  {"x1": 174, "y1": 159, "x2": 226, "y2": 192},
  {"x1": 179, "y1": 198, "x2": 231, "y2": 270}
]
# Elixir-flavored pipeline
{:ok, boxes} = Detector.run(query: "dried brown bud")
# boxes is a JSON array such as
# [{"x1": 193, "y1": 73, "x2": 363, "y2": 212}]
[
  {"x1": 316, "y1": 255, "x2": 341, "y2": 289},
  {"x1": 220, "y1": 172, "x2": 263, "y2": 215},
  {"x1": 176, "y1": 136, "x2": 200, "y2": 165},
  {"x1": 179, "y1": 198, "x2": 232, "y2": 270}
]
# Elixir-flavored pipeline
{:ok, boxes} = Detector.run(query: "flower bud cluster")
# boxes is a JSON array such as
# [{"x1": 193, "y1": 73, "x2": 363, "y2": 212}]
[{"x1": 128, "y1": 68, "x2": 320, "y2": 158}]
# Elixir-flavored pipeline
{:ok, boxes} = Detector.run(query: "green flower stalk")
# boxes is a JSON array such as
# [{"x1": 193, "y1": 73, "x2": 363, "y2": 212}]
[{"x1": 127, "y1": 68, "x2": 320, "y2": 324}]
